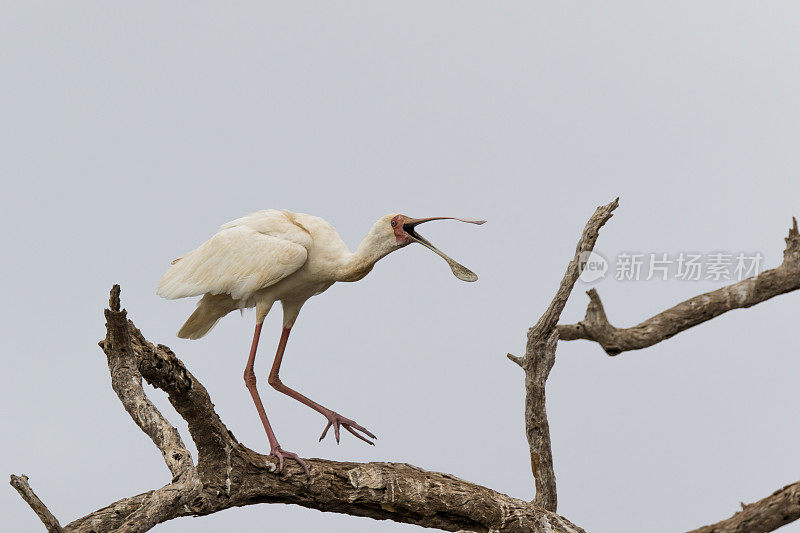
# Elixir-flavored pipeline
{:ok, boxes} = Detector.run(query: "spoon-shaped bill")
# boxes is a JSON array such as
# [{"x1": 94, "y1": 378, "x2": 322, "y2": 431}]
[
  {"x1": 407, "y1": 232, "x2": 478, "y2": 281},
  {"x1": 402, "y1": 215, "x2": 484, "y2": 282}
]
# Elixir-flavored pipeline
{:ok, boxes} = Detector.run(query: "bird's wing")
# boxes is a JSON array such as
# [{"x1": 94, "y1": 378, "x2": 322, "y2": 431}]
[{"x1": 157, "y1": 225, "x2": 308, "y2": 301}]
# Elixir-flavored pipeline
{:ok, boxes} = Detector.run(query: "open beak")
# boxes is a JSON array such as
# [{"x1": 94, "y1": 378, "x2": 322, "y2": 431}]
[{"x1": 402, "y1": 216, "x2": 486, "y2": 282}]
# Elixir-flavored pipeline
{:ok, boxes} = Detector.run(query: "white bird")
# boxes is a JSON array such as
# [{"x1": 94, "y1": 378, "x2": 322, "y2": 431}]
[{"x1": 158, "y1": 209, "x2": 484, "y2": 473}]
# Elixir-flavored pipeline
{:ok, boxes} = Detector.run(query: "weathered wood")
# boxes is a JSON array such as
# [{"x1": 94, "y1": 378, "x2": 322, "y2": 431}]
[
  {"x1": 687, "y1": 481, "x2": 800, "y2": 533},
  {"x1": 558, "y1": 217, "x2": 800, "y2": 356},
  {"x1": 512, "y1": 198, "x2": 619, "y2": 512},
  {"x1": 9, "y1": 475, "x2": 63, "y2": 533},
  {"x1": 101, "y1": 288, "x2": 197, "y2": 481}
]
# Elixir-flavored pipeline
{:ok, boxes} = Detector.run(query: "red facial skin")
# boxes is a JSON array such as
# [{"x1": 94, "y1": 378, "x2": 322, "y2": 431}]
[{"x1": 391, "y1": 215, "x2": 411, "y2": 244}]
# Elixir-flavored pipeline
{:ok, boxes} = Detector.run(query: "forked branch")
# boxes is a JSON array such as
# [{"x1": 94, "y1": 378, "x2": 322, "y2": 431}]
[
  {"x1": 558, "y1": 217, "x2": 800, "y2": 356},
  {"x1": 509, "y1": 198, "x2": 619, "y2": 512},
  {"x1": 552, "y1": 216, "x2": 800, "y2": 533}
]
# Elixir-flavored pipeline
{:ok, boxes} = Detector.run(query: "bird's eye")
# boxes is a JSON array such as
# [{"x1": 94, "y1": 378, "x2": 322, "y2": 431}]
[{"x1": 391, "y1": 220, "x2": 397, "y2": 227}]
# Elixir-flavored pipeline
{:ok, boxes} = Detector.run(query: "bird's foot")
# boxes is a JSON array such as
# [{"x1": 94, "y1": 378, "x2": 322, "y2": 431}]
[
  {"x1": 269, "y1": 445, "x2": 310, "y2": 476},
  {"x1": 318, "y1": 410, "x2": 376, "y2": 445}
]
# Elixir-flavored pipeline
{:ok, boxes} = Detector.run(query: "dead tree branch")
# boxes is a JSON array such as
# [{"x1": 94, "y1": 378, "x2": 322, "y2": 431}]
[
  {"x1": 508, "y1": 198, "x2": 619, "y2": 512},
  {"x1": 11, "y1": 285, "x2": 585, "y2": 533},
  {"x1": 558, "y1": 217, "x2": 800, "y2": 356},
  {"x1": 102, "y1": 285, "x2": 197, "y2": 482},
  {"x1": 553, "y1": 216, "x2": 800, "y2": 532},
  {"x1": 687, "y1": 480, "x2": 800, "y2": 533},
  {"x1": 10, "y1": 474, "x2": 63, "y2": 533}
]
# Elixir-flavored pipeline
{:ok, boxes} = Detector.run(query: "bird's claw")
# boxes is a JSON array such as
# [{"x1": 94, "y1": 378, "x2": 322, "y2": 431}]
[
  {"x1": 318, "y1": 411, "x2": 376, "y2": 445},
  {"x1": 270, "y1": 445, "x2": 310, "y2": 476}
]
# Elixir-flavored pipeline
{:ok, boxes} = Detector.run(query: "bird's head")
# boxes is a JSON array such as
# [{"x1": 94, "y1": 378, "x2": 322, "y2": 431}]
[{"x1": 366, "y1": 213, "x2": 486, "y2": 282}]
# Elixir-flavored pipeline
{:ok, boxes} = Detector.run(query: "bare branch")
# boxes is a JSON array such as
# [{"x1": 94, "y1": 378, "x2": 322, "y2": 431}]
[
  {"x1": 524, "y1": 329, "x2": 559, "y2": 512},
  {"x1": 9, "y1": 474, "x2": 63, "y2": 533},
  {"x1": 517, "y1": 198, "x2": 619, "y2": 512},
  {"x1": 100, "y1": 285, "x2": 196, "y2": 481},
  {"x1": 550, "y1": 218, "x2": 800, "y2": 533},
  {"x1": 507, "y1": 353, "x2": 524, "y2": 367},
  {"x1": 129, "y1": 324, "x2": 236, "y2": 465},
  {"x1": 529, "y1": 198, "x2": 619, "y2": 339},
  {"x1": 63, "y1": 482, "x2": 202, "y2": 533},
  {"x1": 687, "y1": 480, "x2": 800, "y2": 533},
  {"x1": 62, "y1": 454, "x2": 585, "y2": 533},
  {"x1": 558, "y1": 217, "x2": 800, "y2": 356}
]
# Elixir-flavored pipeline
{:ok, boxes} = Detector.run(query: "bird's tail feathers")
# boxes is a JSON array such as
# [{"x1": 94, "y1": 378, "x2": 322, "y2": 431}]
[{"x1": 177, "y1": 293, "x2": 238, "y2": 340}]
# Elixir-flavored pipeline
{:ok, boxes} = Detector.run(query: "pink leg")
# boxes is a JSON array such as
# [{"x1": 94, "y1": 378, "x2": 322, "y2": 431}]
[
  {"x1": 268, "y1": 327, "x2": 377, "y2": 445},
  {"x1": 243, "y1": 323, "x2": 309, "y2": 474}
]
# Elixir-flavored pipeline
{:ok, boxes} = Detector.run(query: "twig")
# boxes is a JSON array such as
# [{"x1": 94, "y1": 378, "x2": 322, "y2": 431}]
[
  {"x1": 9, "y1": 474, "x2": 63, "y2": 533},
  {"x1": 557, "y1": 217, "x2": 800, "y2": 356}
]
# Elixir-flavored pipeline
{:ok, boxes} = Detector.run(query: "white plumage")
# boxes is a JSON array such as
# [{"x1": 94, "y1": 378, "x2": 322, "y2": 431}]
[
  {"x1": 157, "y1": 208, "x2": 484, "y2": 472},
  {"x1": 158, "y1": 210, "x2": 313, "y2": 300}
]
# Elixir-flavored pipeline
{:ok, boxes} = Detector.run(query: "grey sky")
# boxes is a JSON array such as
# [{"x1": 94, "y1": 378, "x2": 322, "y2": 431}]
[{"x1": 2, "y1": 2, "x2": 799, "y2": 532}]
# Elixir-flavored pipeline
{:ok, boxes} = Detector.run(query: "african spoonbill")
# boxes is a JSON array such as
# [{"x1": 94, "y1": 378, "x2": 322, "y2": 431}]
[{"x1": 157, "y1": 210, "x2": 484, "y2": 472}]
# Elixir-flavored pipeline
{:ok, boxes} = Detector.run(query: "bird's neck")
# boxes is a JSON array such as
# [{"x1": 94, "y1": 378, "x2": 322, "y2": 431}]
[{"x1": 336, "y1": 231, "x2": 394, "y2": 282}]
